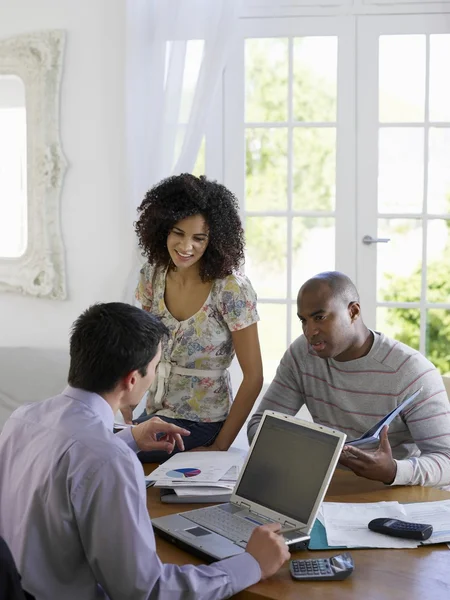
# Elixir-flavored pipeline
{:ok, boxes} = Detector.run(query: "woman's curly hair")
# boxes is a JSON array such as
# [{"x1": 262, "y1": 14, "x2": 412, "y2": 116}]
[{"x1": 135, "y1": 174, "x2": 245, "y2": 282}]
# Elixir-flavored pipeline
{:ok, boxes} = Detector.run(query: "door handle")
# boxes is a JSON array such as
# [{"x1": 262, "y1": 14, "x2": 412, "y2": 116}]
[{"x1": 362, "y1": 235, "x2": 391, "y2": 245}]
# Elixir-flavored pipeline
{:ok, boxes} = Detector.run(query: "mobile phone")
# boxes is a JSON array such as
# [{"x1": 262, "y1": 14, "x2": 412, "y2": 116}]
[
  {"x1": 368, "y1": 518, "x2": 433, "y2": 541},
  {"x1": 289, "y1": 552, "x2": 354, "y2": 581}
]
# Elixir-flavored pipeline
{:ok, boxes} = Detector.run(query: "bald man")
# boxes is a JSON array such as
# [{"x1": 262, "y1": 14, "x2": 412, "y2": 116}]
[{"x1": 248, "y1": 271, "x2": 450, "y2": 487}]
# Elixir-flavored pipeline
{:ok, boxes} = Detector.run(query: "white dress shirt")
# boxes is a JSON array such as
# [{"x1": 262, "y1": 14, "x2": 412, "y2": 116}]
[{"x1": 0, "y1": 387, "x2": 261, "y2": 600}]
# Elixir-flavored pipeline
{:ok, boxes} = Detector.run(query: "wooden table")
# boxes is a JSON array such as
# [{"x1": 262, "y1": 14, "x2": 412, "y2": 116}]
[{"x1": 145, "y1": 465, "x2": 450, "y2": 600}]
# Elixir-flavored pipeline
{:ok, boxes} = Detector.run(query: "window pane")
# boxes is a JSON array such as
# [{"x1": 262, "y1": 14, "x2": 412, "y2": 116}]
[
  {"x1": 378, "y1": 129, "x2": 424, "y2": 213},
  {"x1": 0, "y1": 75, "x2": 27, "y2": 258},
  {"x1": 245, "y1": 38, "x2": 288, "y2": 122},
  {"x1": 379, "y1": 35, "x2": 425, "y2": 123},
  {"x1": 258, "y1": 304, "x2": 287, "y2": 384},
  {"x1": 430, "y1": 35, "x2": 450, "y2": 122},
  {"x1": 377, "y1": 219, "x2": 422, "y2": 303},
  {"x1": 426, "y1": 309, "x2": 450, "y2": 375},
  {"x1": 246, "y1": 128, "x2": 287, "y2": 210},
  {"x1": 293, "y1": 36, "x2": 337, "y2": 122},
  {"x1": 245, "y1": 216, "x2": 287, "y2": 299},
  {"x1": 428, "y1": 128, "x2": 450, "y2": 214},
  {"x1": 427, "y1": 219, "x2": 450, "y2": 304},
  {"x1": 377, "y1": 307, "x2": 420, "y2": 351},
  {"x1": 293, "y1": 128, "x2": 336, "y2": 211},
  {"x1": 291, "y1": 217, "x2": 335, "y2": 300}
]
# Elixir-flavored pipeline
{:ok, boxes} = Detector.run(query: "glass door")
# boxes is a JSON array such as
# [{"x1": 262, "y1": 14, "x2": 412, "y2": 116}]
[
  {"x1": 224, "y1": 17, "x2": 356, "y2": 382},
  {"x1": 357, "y1": 15, "x2": 450, "y2": 375}
]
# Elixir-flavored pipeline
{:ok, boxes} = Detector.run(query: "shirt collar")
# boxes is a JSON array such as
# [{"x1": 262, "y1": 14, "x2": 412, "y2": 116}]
[{"x1": 62, "y1": 386, "x2": 115, "y2": 431}]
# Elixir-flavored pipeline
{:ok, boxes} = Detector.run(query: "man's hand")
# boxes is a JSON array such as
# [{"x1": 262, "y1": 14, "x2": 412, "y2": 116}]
[
  {"x1": 339, "y1": 426, "x2": 397, "y2": 484},
  {"x1": 131, "y1": 417, "x2": 190, "y2": 453},
  {"x1": 246, "y1": 523, "x2": 291, "y2": 579}
]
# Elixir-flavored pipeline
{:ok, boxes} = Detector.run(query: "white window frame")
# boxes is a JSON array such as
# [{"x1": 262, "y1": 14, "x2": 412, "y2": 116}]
[
  {"x1": 356, "y1": 14, "x2": 450, "y2": 350},
  {"x1": 223, "y1": 16, "x2": 356, "y2": 351}
]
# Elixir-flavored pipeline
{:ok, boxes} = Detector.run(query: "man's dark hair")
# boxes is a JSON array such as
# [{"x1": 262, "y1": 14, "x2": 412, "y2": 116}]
[
  {"x1": 135, "y1": 173, "x2": 245, "y2": 282},
  {"x1": 68, "y1": 303, "x2": 168, "y2": 394}
]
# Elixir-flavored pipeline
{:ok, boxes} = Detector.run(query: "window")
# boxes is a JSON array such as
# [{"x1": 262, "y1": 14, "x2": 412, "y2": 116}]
[
  {"x1": 223, "y1": 12, "x2": 450, "y2": 378},
  {"x1": 244, "y1": 35, "x2": 339, "y2": 381}
]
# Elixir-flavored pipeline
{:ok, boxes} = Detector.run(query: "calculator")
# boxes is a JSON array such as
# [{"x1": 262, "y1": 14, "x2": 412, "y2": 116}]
[{"x1": 289, "y1": 552, "x2": 354, "y2": 581}]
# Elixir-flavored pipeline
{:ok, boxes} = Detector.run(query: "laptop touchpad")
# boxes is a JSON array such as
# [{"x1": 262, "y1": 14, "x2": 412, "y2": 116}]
[{"x1": 185, "y1": 526, "x2": 212, "y2": 537}]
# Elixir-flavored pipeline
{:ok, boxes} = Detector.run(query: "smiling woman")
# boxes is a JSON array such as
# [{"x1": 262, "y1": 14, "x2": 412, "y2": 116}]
[{"x1": 129, "y1": 173, "x2": 264, "y2": 463}]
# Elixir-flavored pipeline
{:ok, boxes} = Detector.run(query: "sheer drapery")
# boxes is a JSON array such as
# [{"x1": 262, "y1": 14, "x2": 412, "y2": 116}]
[{"x1": 124, "y1": 0, "x2": 241, "y2": 301}]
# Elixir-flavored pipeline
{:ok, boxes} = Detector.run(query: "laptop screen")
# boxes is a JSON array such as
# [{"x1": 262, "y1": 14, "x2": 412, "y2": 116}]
[{"x1": 235, "y1": 415, "x2": 340, "y2": 524}]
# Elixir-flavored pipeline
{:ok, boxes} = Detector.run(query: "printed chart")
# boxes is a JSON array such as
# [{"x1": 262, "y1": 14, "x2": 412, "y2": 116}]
[{"x1": 166, "y1": 468, "x2": 201, "y2": 479}]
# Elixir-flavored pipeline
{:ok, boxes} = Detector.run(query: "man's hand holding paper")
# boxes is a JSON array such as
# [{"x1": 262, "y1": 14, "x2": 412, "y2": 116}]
[{"x1": 339, "y1": 426, "x2": 397, "y2": 484}]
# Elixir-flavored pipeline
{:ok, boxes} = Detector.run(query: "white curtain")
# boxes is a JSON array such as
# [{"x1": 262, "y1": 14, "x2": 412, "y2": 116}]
[{"x1": 124, "y1": 0, "x2": 241, "y2": 302}]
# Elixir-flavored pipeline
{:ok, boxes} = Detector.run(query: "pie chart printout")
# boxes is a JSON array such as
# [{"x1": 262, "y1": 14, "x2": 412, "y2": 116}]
[{"x1": 166, "y1": 468, "x2": 202, "y2": 479}]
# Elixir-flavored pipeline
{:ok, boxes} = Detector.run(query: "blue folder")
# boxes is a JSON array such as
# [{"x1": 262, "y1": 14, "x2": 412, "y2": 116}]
[{"x1": 308, "y1": 519, "x2": 349, "y2": 550}]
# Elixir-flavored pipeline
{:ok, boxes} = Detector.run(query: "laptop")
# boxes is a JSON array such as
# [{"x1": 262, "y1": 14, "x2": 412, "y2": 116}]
[{"x1": 152, "y1": 410, "x2": 347, "y2": 561}]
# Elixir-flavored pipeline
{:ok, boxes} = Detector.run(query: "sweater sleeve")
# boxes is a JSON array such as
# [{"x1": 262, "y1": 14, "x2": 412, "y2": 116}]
[
  {"x1": 391, "y1": 367, "x2": 450, "y2": 487},
  {"x1": 247, "y1": 341, "x2": 306, "y2": 443}
]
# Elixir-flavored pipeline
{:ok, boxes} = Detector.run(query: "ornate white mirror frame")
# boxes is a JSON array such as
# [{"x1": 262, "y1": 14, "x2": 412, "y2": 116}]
[{"x1": 0, "y1": 30, "x2": 67, "y2": 300}]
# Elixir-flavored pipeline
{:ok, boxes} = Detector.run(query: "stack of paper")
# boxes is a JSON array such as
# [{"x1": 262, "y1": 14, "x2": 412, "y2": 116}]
[
  {"x1": 145, "y1": 449, "x2": 246, "y2": 498},
  {"x1": 317, "y1": 500, "x2": 450, "y2": 549}
]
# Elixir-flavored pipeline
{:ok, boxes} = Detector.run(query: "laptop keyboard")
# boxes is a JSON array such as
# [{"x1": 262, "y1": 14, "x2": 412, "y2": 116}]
[{"x1": 183, "y1": 505, "x2": 263, "y2": 543}]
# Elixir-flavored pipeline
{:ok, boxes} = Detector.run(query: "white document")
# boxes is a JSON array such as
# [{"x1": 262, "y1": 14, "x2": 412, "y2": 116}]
[
  {"x1": 346, "y1": 387, "x2": 422, "y2": 448},
  {"x1": 174, "y1": 484, "x2": 235, "y2": 497},
  {"x1": 152, "y1": 457, "x2": 245, "y2": 490},
  {"x1": 145, "y1": 451, "x2": 244, "y2": 484},
  {"x1": 402, "y1": 500, "x2": 450, "y2": 545},
  {"x1": 322, "y1": 502, "x2": 419, "y2": 549},
  {"x1": 220, "y1": 465, "x2": 242, "y2": 481}
]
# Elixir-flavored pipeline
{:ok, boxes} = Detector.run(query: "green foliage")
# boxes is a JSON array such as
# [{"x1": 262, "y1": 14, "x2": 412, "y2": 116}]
[
  {"x1": 243, "y1": 38, "x2": 450, "y2": 374},
  {"x1": 382, "y1": 231, "x2": 450, "y2": 375},
  {"x1": 245, "y1": 38, "x2": 336, "y2": 266}
]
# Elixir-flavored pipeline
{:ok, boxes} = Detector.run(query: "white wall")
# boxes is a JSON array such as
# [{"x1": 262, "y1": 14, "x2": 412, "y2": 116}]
[{"x1": 0, "y1": 0, "x2": 133, "y2": 348}]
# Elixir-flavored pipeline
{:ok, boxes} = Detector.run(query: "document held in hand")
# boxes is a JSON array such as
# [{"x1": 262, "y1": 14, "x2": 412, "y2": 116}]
[{"x1": 346, "y1": 387, "x2": 423, "y2": 448}]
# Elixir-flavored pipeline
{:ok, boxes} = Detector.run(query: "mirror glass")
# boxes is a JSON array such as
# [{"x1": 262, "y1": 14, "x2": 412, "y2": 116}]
[{"x1": 0, "y1": 75, "x2": 27, "y2": 258}]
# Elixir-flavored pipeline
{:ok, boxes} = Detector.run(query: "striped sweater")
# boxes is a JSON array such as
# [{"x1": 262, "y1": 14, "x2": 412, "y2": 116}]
[{"x1": 247, "y1": 332, "x2": 450, "y2": 487}]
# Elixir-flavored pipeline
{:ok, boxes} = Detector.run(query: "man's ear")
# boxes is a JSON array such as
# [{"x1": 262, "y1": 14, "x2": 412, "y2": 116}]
[
  {"x1": 123, "y1": 370, "x2": 138, "y2": 391},
  {"x1": 348, "y1": 301, "x2": 361, "y2": 322}
]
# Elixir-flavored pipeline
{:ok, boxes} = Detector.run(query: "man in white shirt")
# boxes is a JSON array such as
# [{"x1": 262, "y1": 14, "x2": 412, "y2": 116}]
[{"x1": 0, "y1": 303, "x2": 289, "y2": 600}]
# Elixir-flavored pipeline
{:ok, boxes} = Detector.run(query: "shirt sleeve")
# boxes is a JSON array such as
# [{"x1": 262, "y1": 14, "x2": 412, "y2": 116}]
[
  {"x1": 135, "y1": 263, "x2": 155, "y2": 310},
  {"x1": 219, "y1": 272, "x2": 259, "y2": 332},
  {"x1": 247, "y1": 340, "x2": 306, "y2": 443},
  {"x1": 72, "y1": 450, "x2": 261, "y2": 600},
  {"x1": 115, "y1": 427, "x2": 140, "y2": 453},
  {"x1": 390, "y1": 366, "x2": 450, "y2": 487}
]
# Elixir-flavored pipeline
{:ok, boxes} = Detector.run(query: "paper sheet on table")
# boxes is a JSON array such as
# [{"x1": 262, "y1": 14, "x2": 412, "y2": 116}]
[
  {"x1": 322, "y1": 502, "x2": 419, "y2": 548},
  {"x1": 174, "y1": 484, "x2": 235, "y2": 497},
  {"x1": 153, "y1": 462, "x2": 244, "y2": 489},
  {"x1": 402, "y1": 500, "x2": 450, "y2": 545},
  {"x1": 146, "y1": 450, "x2": 245, "y2": 484}
]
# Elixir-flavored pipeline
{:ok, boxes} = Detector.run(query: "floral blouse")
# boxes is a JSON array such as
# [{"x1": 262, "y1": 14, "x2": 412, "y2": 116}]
[{"x1": 135, "y1": 264, "x2": 259, "y2": 422}]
